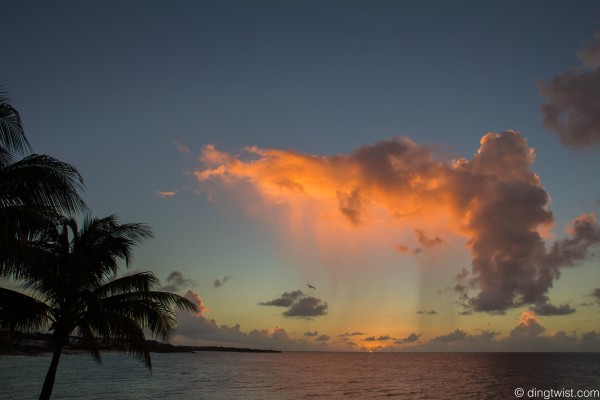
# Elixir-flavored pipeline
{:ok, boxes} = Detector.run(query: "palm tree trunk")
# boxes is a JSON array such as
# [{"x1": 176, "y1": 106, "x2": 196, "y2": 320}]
[{"x1": 38, "y1": 335, "x2": 66, "y2": 400}]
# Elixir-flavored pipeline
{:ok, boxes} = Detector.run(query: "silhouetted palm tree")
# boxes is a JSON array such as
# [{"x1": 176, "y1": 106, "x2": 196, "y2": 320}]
[
  {"x1": 0, "y1": 215, "x2": 198, "y2": 400},
  {"x1": 0, "y1": 90, "x2": 86, "y2": 271}
]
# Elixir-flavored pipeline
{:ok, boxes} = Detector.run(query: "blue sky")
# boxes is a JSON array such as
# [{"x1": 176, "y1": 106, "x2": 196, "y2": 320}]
[{"x1": 3, "y1": 1, "x2": 600, "y2": 351}]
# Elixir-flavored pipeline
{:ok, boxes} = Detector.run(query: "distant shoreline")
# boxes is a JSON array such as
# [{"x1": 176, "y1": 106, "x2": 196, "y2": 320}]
[
  {"x1": 0, "y1": 339, "x2": 281, "y2": 357},
  {"x1": 146, "y1": 341, "x2": 282, "y2": 354}
]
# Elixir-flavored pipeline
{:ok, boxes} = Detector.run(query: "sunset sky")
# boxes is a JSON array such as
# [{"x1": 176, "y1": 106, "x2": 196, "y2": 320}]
[{"x1": 3, "y1": 1, "x2": 600, "y2": 351}]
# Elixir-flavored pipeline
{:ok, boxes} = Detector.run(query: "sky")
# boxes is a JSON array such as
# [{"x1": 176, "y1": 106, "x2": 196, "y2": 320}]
[{"x1": 2, "y1": 0, "x2": 600, "y2": 352}]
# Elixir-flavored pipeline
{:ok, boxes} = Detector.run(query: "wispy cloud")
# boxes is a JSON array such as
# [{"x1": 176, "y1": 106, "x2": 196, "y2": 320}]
[
  {"x1": 213, "y1": 275, "x2": 231, "y2": 289},
  {"x1": 339, "y1": 332, "x2": 365, "y2": 337},
  {"x1": 365, "y1": 335, "x2": 393, "y2": 342},
  {"x1": 161, "y1": 271, "x2": 196, "y2": 293},
  {"x1": 174, "y1": 140, "x2": 191, "y2": 156},
  {"x1": 156, "y1": 190, "x2": 178, "y2": 198}
]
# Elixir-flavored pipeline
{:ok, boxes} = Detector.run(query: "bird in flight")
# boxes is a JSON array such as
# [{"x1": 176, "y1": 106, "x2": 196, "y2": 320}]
[{"x1": 307, "y1": 284, "x2": 316, "y2": 289}]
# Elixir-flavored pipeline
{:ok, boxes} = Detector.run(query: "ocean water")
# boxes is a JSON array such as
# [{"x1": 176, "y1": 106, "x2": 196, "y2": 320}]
[{"x1": 1, "y1": 352, "x2": 599, "y2": 399}]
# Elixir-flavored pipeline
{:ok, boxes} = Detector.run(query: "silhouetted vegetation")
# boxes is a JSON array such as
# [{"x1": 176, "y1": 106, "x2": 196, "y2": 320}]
[
  {"x1": 1, "y1": 333, "x2": 280, "y2": 354},
  {"x1": 0, "y1": 90, "x2": 198, "y2": 399}
]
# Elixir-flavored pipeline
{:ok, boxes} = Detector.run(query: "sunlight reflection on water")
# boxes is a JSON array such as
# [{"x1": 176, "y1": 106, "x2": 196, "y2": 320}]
[{"x1": 1, "y1": 352, "x2": 599, "y2": 399}]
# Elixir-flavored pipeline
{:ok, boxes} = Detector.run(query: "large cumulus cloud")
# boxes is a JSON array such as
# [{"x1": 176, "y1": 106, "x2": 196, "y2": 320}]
[{"x1": 196, "y1": 131, "x2": 600, "y2": 314}]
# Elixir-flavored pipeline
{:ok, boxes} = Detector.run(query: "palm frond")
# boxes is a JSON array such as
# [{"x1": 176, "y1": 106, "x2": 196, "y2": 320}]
[
  {"x1": 0, "y1": 154, "x2": 86, "y2": 214},
  {"x1": 100, "y1": 288, "x2": 197, "y2": 339},
  {"x1": 0, "y1": 90, "x2": 31, "y2": 155},
  {"x1": 0, "y1": 287, "x2": 52, "y2": 332},
  {"x1": 94, "y1": 271, "x2": 160, "y2": 298},
  {"x1": 75, "y1": 216, "x2": 153, "y2": 279},
  {"x1": 0, "y1": 209, "x2": 63, "y2": 281},
  {"x1": 77, "y1": 323, "x2": 102, "y2": 364},
  {"x1": 89, "y1": 311, "x2": 152, "y2": 369}
]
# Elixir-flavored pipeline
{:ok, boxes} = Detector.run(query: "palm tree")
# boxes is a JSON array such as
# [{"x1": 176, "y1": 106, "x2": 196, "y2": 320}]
[
  {"x1": 0, "y1": 214, "x2": 198, "y2": 400},
  {"x1": 1, "y1": 90, "x2": 87, "y2": 271}
]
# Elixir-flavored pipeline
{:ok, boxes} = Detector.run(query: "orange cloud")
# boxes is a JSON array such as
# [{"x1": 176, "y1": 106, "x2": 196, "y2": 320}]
[
  {"x1": 156, "y1": 190, "x2": 178, "y2": 198},
  {"x1": 519, "y1": 310, "x2": 539, "y2": 326},
  {"x1": 194, "y1": 131, "x2": 600, "y2": 313}
]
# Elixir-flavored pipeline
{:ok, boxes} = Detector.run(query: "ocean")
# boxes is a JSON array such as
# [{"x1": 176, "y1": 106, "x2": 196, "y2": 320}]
[{"x1": 1, "y1": 352, "x2": 599, "y2": 399}]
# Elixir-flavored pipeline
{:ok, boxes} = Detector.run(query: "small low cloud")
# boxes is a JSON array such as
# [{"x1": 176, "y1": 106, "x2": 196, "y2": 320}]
[
  {"x1": 592, "y1": 288, "x2": 600, "y2": 305},
  {"x1": 415, "y1": 229, "x2": 445, "y2": 249},
  {"x1": 530, "y1": 302, "x2": 576, "y2": 316},
  {"x1": 156, "y1": 190, "x2": 178, "y2": 198},
  {"x1": 365, "y1": 335, "x2": 393, "y2": 342},
  {"x1": 174, "y1": 289, "x2": 316, "y2": 351},
  {"x1": 538, "y1": 28, "x2": 600, "y2": 149},
  {"x1": 396, "y1": 333, "x2": 421, "y2": 344},
  {"x1": 316, "y1": 334, "x2": 330, "y2": 342},
  {"x1": 393, "y1": 243, "x2": 419, "y2": 255},
  {"x1": 213, "y1": 275, "x2": 231, "y2": 289},
  {"x1": 304, "y1": 331, "x2": 319, "y2": 337},
  {"x1": 339, "y1": 332, "x2": 365, "y2": 337},
  {"x1": 399, "y1": 312, "x2": 600, "y2": 352},
  {"x1": 432, "y1": 329, "x2": 467, "y2": 343},
  {"x1": 417, "y1": 309, "x2": 438, "y2": 315},
  {"x1": 509, "y1": 311, "x2": 545, "y2": 339},
  {"x1": 393, "y1": 230, "x2": 444, "y2": 255},
  {"x1": 259, "y1": 290, "x2": 304, "y2": 307},
  {"x1": 260, "y1": 290, "x2": 328, "y2": 319},
  {"x1": 161, "y1": 271, "x2": 196, "y2": 293},
  {"x1": 283, "y1": 297, "x2": 328, "y2": 318}
]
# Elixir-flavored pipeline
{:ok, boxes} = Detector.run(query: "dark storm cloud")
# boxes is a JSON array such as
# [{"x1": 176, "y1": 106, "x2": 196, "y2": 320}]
[
  {"x1": 213, "y1": 275, "x2": 231, "y2": 289},
  {"x1": 259, "y1": 290, "x2": 304, "y2": 307},
  {"x1": 161, "y1": 271, "x2": 196, "y2": 292},
  {"x1": 538, "y1": 29, "x2": 600, "y2": 149},
  {"x1": 453, "y1": 132, "x2": 600, "y2": 313}
]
